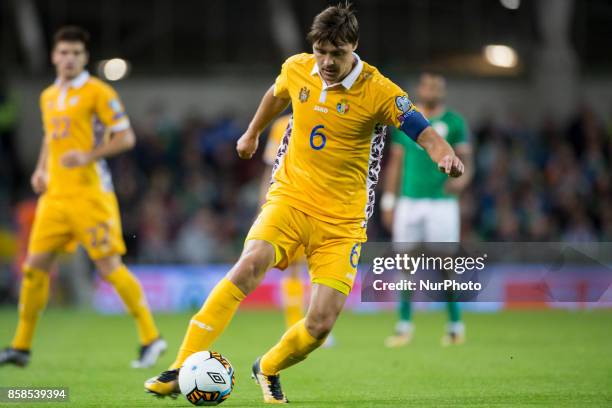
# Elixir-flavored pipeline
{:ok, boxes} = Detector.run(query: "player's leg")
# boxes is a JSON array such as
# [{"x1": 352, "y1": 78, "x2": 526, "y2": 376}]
[
  {"x1": 281, "y1": 251, "x2": 335, "y2": 348},
  {"x1": 77, "y1": 193, "x2": 165, "y2": 366},
  {"x1": 145, "y1": 239, "x2": 275, "y2": 398},
  {"x1": 385, "y1": 198, "x2": 424, "y2": 347},
  {"x1": 253, "y1": 229, "x2": 358, "y2": 403},
  {"x1": 281, "y1": 260, "x2": 304, "y2": 329},
  {"x1": 0, "y1": 252, "x2": 56, "y2": 367},
  {"x1": 171, "y1": 239, "x2": 275, "y2": 368},
  {"x1": 254, "y1": 283, "x2": 346, "y2": 403},
  {"x1": 94, "y1": 255, "x2": 165, "y2": 367},
  {"x1": 1, "y1": 196, "x2": 70, "y2": 367},
  {"x1": 145, "y1": 201, "x2": 303, "y2": 397},
  {"x1": 424, "y1": 199, "x2": 465, "y2": 345}
]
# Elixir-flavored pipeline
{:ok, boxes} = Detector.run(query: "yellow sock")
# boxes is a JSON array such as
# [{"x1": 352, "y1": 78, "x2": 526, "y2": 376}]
[
  {"x1": 11, "y1": 266, "x2": 50, "y2": 350},
  {"x1": 260, "y1": 319, "x2": 324, "y2": 375},
  {"x1": 104, "y1": 265, "x2": 159, "y2": 345},
  {"x1": 171, "y1": 278, "x2": 246, "y2": 369},
  {"x1": 281, "y1": 276, "x2": 304, "y2": 329}
]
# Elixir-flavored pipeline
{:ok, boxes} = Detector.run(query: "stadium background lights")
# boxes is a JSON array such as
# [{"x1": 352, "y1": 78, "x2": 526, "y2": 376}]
[
  {"x1": 483, "y1": 45, "x2": 518, "y2": 68},
  {"x1": 500, "y1": 0, "x2": 521, "y2": 10},
  {"x1": 98, "y1": 58, "x2": 130, "y2": 81}
]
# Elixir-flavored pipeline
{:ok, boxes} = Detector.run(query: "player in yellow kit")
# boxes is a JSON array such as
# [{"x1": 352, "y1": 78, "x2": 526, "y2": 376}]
[
  {"x1": 0, "y1": 26, "x2": 166, "y2": 369},
  {"x1": 146, "y1": 4, "x2": 464, "y2": 403}
]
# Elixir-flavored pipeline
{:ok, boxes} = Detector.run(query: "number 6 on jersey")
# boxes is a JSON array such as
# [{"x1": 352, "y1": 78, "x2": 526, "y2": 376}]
[{"x1": 310, "y1": 125, "x2": 326, "y2": 150}]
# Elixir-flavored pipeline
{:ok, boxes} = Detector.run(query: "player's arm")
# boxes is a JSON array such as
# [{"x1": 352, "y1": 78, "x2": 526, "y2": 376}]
[
  {"x1": 237, "y1": 85, "x2": 290, "y2": 160},
  {"x1": 381, "y1": 90, "x2": 463, "y2": 177},
  {"x1": 31, "y1": 137, "x2": 49, "y2": 194},
  {"x1": 381, "y1": 143, "x2": 404, "y2": 231},
  {"x1": 414, "y1": 127, "x2": 463, "y2": 177},
  {"x1": 61, "y1": 128, "x2": 135, "y2": 168},
  {"x1": 62, "y1": 84, "x2": 135, "y2": 168}
]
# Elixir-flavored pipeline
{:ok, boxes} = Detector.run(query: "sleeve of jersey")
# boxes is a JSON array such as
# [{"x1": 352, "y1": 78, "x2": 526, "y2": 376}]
[
  {"x1": 273, "y1": 57, "x2": 294, "y2": 99},
  {"x1": 377, "y1": 83, "x2": 429, "y2": 141},
  {"x1": 95, "y1": 84, "x2": 131, "y2": 132}
]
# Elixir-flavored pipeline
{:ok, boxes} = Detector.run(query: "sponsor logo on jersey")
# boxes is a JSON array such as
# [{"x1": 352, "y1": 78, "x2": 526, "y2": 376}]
[
  {"x1": 314, "y1": 105, "x2": 328, "y2": 113},
  {"x1": 395, "y1": 95, "x2": 413, "y2": 113},
  {"x1": 299, "y1": 86, "x2": 310, "y2": 103},
  {"x1": 336, "y1": 98, "x2": 350, "y2": 114}
]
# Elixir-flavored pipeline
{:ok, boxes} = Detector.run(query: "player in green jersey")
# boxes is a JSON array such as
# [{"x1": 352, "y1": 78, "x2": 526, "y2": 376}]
[{"x1": 381, "y1": 72, "x2": 474, "y2": 347}]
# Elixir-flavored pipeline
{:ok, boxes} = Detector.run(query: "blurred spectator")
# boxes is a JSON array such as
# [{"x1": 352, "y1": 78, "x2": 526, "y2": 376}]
[
  {"x1": 175, "y1": 208, "x2": 220, "y2": 264},
  {"x1": 468, "y1": 105, "x2": 611, "y2": 242}
]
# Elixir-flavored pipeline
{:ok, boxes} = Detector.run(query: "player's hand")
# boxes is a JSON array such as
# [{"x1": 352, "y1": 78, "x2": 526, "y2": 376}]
[
  {"x1": 236, "y1": 131, "x2": 259, "y2": 160},
  {"x1": 30, "y1": 169, "x2": 48, "y2": 194},
  {"x1": 61, "y1": 150, "x2": 93, "y2": 168},
  {"x1": 438, "y1": 155, "x2": 464, "y2": 178}
]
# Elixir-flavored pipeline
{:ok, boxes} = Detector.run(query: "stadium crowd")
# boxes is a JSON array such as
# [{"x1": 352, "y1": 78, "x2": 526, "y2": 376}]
[{"x1": 1, "y1": 98, "x2": 611, "y2": 265}]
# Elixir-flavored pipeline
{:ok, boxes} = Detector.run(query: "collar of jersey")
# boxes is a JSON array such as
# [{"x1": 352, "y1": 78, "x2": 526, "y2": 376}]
[
  {"x1": 310, "y1": 52, "x2": 363, "y2": 90},
  {"x1": 54, "y1": 70, "x2": 90, "y2": 89}
]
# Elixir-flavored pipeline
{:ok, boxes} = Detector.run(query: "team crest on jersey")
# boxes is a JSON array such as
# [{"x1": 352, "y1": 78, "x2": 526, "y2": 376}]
[
  {"x1": 336, "y1": 99, "x2": 350, "y2": 114},
  {"x1": 69, "y1": 96, "x2": 79, "y2": 106},
  {"x1": 299, "y1": 87, "x2": 310, "y2": 103},
  {"x1": 395, "y1": 95, "x2": 413, "y2": 113}
]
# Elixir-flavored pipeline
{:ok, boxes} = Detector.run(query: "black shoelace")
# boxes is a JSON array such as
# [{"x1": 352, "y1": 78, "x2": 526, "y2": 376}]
[{"x1": 158, "y1": 370, "x2": 178, "y2": 383}]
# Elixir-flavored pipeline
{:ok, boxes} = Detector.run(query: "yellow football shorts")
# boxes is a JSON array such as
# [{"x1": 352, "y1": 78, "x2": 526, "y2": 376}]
[
  {"x1": 246, "y1": 200, "x2": 364, "y2": 295},
  {"x1": 28, "y1": 192, "x2": 126, "y2": 260}
]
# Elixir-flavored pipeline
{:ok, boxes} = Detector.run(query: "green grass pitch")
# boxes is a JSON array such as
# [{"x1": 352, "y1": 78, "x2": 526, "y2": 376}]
[{"x1": 0, "y1": 308, "x2": 610, "y2": 407}]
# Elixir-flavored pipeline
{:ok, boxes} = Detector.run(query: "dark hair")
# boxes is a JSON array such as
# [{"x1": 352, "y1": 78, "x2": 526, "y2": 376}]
[
  {"x1": 307, "y1": 2, "x2": 359, "y2": 47},
  {"x1": 53, "y1": 26, "x2": 90, "y2": 48}
]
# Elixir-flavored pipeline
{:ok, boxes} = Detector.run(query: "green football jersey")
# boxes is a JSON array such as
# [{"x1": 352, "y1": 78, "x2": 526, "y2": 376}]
[{"x1": 391, "y1": 109, "x2": 469, "y2": 199}]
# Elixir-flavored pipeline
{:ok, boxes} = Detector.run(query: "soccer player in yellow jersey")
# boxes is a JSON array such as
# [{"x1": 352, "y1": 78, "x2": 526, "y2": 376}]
[
  {"x1": 0, "y1": 26, "x2": 166, "y2": 369},
  {"x1": 146, "y1": 4, "x2": 464, "y2": 403}
]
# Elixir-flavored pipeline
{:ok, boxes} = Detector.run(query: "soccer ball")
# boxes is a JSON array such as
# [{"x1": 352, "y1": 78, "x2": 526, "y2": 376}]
[{"x1": 178, "y1": 351, "x2": 235, "y2": 406}]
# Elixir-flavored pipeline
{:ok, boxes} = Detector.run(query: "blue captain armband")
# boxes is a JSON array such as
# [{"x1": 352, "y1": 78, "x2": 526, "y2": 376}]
[{"x1": 399, "y1": 110, "x2": 430, "y2": 141}]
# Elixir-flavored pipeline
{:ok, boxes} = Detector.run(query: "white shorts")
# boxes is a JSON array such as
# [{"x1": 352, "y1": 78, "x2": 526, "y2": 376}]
[{"x1": 392, "y1": 197, "x2": 460, "y2": 243}]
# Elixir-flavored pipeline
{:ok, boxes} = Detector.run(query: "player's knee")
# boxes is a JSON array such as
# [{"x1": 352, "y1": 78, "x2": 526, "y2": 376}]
[
  {"x1": 305, "y1": 312, "x2": 335, "y2": 340},
  {"x1": 24, "y1": 253, "x2": 55, "y2": 272},
  {"x1": 228, "y1": 243, "x2": 274, "y2": 293},
  {"x1": 94, "y1": 255, "x2": 122, "y2": 278}
]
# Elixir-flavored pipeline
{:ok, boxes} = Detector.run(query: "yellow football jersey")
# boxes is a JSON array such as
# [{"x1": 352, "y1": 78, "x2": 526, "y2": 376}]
[
  {"x1": 40, "y1": 71, "x2": 130, "y2": 196},
  {"x1": 267, "y1": 53, "x2": 416, "y2": 235}
]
